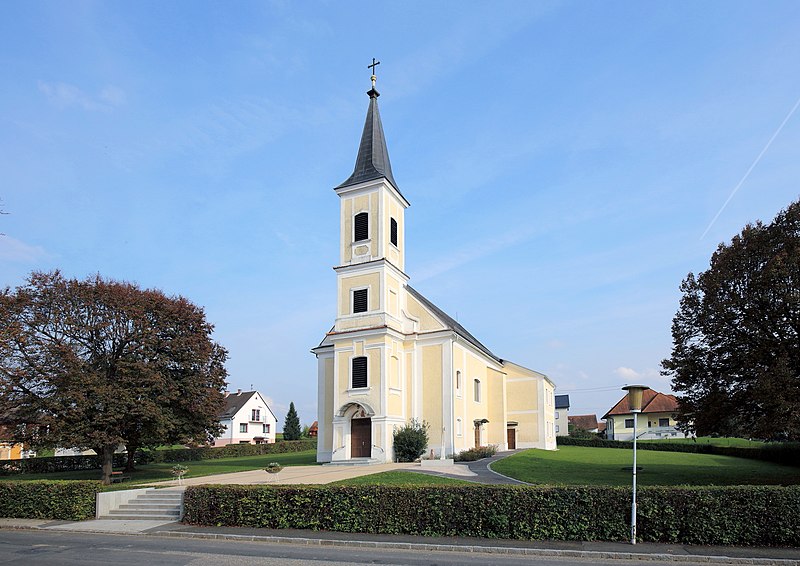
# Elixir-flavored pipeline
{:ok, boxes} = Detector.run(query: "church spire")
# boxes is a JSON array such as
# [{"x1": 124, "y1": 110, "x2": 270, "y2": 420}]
[{"x1": 336, "y1": 59, "x2": 400, "y2": 192}]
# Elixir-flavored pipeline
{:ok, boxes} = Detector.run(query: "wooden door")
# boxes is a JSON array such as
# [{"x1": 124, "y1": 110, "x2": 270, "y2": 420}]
[
  {"x1": 474, "y1": 424, "x2": 481, "y2": 448},
  {"x1": 351, "y1": 418, "x2": 372, "y2": 458},
  {"x1": 507, "y1": 428, "x2": 516, "y2": 450}
]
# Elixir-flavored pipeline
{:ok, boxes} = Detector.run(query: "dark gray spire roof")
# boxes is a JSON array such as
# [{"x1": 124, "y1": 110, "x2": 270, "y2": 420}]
[{"x1": 336, "y1": 87, "x2": 402, "y2": 195}]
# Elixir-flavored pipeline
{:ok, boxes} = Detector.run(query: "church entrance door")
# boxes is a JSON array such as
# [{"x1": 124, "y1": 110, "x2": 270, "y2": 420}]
[
  {"x1": 474, "y1": 423, "x2": 481, "y2": 448},
  {"x1": 507, "y1": 428, "x2": 516, "y2": 449},
  {"x1": 351, "y1": 418, "x2": 372, "y2": 458}
]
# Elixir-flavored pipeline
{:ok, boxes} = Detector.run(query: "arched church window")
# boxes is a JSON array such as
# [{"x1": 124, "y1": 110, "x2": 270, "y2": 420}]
[
  {"x1": 354, "y1": 212, "x2": 369, "y2": 242},
  {"x1": 474, "y1": 379, "x2": 481, "y2": 403},
  {"x1": 352, "y1": 356, "x2": 368, "y2": 389},
  {"x1": 390, "y1": 218, "x2": 398, "y2": 246},
  {"x1": 456, "y1": 371, "x2": 462, "y2": 391}
]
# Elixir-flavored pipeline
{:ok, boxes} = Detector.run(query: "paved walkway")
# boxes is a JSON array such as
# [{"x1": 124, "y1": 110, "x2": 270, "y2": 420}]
[{"x1": 410, "y1": 451, "x2": 526, "y2": 484}]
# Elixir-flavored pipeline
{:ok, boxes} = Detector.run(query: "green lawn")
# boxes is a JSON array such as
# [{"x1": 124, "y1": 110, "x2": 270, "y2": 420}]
[
  {"x1": 493, "y1": 446, "x2": 800, "y2": 486},
  {"x1": 330, "y1": 471, "x2": 472, "y2": 486},
  {"x1": 0, "y1": 450, "x2": 318, "y2": 486}
]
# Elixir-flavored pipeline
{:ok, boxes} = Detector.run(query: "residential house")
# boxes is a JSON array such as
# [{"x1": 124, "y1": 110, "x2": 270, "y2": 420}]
[
  {"x1": 312, "y1": 75, "x2": 557, "y2": 464},
  {"x1": 603, "y1": 389, "x2": 686, "y2": 441},
  {"x1": 555, "y1": 394, "x2": 570, "y2": 436},
  {"x1": 308, "y1": 421, "x2": 318, "y2": 438},
  {"x1": 212, "y1": 390, "x2": 277, "y2": 446},
  {"x1": 568, "y1": 414, "x2": 599, "y2": 433}
]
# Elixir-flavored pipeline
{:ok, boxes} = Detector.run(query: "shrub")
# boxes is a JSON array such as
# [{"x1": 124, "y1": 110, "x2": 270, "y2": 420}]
[
  {"x1": 392, "y1": 419, "x2": 429, "y2": 462},
  {"x1": 556, "y1": 436, "x2": 800, "y2": 467},
  {"x1": 183, "y1": 483, "x2": 800, "y2": 546},
  {"x1": 0, "y1": 480, "x2": 101, "y2": 520},
  {"x1": 453, "y1": 445, "x2": 497, "y2": 462}
]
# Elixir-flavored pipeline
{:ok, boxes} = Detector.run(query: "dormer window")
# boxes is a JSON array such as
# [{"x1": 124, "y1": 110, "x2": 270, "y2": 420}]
[
  {"x1": 354, "y1": 212, "x2": 369, "y2": 242},
  {"x1": 390, "y1": 218, "x2": 398, "y2": 246},
  {"x1": 353, "y1": 288, "x2": 368, "y2": 313}
]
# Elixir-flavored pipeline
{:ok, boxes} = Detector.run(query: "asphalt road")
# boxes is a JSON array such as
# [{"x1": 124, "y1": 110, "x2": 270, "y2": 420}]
[{"x1": 0, "y1": 530, "x2": 730, "y2": 566}]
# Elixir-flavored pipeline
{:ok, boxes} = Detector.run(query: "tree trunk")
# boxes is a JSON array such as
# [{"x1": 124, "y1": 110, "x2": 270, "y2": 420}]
[
  {"x1": 100, "y1": 444, "x2": 116, "y2": 485},
  {"x1": 124, "y1": 442, "x2": 138, "y2": 472}
]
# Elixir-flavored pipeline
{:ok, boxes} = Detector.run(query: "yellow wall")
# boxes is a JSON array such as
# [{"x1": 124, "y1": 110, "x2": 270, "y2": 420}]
[
  {"x1": 320, "y1": 357, "x2": 334, "y2": 452},
  {"x1": 486, "y1": 368, "x2": 506, "y2": 445},
  {"x1": 406, "y1": 294, "x2": 445, "y2": 332},
  {"x1": 339, "y1": 272, "x2": 380, "y2": 316},
  {"x1": 383, "y1": 195, "x2": 404, "y2": 271},
  {"x1": 422, "y1": 345, "x2": 443, "y2": 449}
]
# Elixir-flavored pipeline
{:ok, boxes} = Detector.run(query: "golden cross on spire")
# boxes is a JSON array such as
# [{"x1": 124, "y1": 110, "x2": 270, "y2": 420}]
[{"x1": 368, "y1": 57, "x2": 380, "y2": 87}]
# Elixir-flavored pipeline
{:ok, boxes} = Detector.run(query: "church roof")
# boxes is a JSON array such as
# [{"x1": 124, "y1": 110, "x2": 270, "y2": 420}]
[
  {"x1": 335, "y1": 86, "x2": 403, "y2": 197},
  {"x1": 406, "y1": 285, "x2": 501, "y2": 363}
]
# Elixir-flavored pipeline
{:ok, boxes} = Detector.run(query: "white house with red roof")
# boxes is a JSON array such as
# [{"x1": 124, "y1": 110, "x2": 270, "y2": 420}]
[
  {"x1": 602, "y1": 389, "x2": 686, "y2": 441},
  {"x1": 212, "y1": 390, "x2": 278, "y2": 446}
]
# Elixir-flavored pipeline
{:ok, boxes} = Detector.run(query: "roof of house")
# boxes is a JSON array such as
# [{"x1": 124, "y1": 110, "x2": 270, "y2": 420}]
[
  {"x1": 597, "y1": 421, "x2": 607, "y2": 433},
  {"x1": 335, "y1": 86, "x2": 402, "y2": 197},
  {"x1": 219, "y1": 391, "x2": 277, "y2": 421},
  {"x1": 568, "y1": 414, "x2": 598, "y2": 430},
  {"x1": 309, "y1": 421, "x2": 318, "y2": 431},
  {"x1": 555, "y1": 394, "x2": 570, "y2": 409},
  {"x1": 406, "y1": 285, "x2": 501, "y2": 363},
  {"x1": 602, "y1": 389, "x2": 679, "y2": 420}
]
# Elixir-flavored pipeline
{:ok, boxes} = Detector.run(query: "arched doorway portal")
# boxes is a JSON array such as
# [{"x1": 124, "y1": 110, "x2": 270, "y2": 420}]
[{"x1": 336, "y1": 402, "x2": 375, "y2": 460}]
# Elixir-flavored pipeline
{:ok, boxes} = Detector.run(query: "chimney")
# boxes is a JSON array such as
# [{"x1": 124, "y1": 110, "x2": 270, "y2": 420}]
[
  {"x1": 237, "y1": 389, "x2": 242, "y2": 395},
  {"x1": 224, "y1": 391, "x2": 229, "y2": 398}
]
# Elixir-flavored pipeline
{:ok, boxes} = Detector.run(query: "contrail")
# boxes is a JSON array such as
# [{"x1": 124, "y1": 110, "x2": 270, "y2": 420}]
[{"x1": 701, "y1": 94, "x2": 800, "y2": 240}]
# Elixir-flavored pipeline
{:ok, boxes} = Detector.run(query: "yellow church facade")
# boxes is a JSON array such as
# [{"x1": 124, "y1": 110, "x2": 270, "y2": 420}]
[{"x1": 313, "y1": 74, "x2": 556, "y2": 463}]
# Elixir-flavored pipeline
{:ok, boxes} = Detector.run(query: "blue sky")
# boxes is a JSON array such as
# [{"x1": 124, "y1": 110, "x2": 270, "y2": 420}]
[{"x1": 2, "y1": 1, "x2": 799, "y2": 427}]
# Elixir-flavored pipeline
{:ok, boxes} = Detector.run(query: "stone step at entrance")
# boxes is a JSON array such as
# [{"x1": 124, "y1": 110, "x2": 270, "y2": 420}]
[{"x1": 98, "y1": 488, "x2": 184, "y2": 521}]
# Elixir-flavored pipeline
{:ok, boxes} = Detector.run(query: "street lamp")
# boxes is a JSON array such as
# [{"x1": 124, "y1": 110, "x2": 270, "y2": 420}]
[{"x1": 622, "y1": 384, "x2": 650, "y2": 545}]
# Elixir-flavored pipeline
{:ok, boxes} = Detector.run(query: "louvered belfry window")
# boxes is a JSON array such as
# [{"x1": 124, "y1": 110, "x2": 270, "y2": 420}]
[
  {"x1": 354, "y1": 212, "x2": 369, "y2": 242},
  {"x1": 390, "y1": 218, "x2": 398, "y2": 246},
  {"x1": 352, "y1": 356, "x2": 368, "y2": 388},
  {"x1": 353, "y1": 289, "x2": 368, "y2": 313}
]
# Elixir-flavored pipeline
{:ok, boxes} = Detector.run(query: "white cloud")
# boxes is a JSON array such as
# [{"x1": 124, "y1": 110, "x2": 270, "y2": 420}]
[
  {"x1": 614, "y1": 366, "x2": 641, "y2": 380},
  {"x1": 38, "y1": 81, "x2": 126, "y2": 112},
  {"x1": 0, "y1": 236, "x2": 48, "y2": 263}
]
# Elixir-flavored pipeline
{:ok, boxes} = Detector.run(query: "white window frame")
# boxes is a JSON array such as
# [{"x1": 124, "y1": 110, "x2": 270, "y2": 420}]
[
  {"x1": 353, "y1": 210, "x2": 370, "y2": 243},
  {"x1": 456, "y1": 370, "x2": 462, "y2": 398},
  {"x1": 351, "y1": 286, "x2": 370, "y2": 314},
  {"x1": 239, "y1": 423, "x2": 248, "y2": 433}
]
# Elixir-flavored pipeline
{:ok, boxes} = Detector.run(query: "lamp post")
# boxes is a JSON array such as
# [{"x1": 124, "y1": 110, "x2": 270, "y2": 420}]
[{"x1": 622, "y1": 384, "x2": 650, "y2": 545}]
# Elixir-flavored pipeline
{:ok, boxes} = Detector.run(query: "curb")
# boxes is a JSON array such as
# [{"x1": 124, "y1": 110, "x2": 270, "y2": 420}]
[{"x1": 153, "y1": 530, "x2": 800, "y2": 565}]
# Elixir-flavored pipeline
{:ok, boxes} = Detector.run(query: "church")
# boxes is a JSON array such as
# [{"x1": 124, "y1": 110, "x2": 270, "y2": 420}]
[{"x1": 312, "y1": 69, "x2": 557, "y2": 463}]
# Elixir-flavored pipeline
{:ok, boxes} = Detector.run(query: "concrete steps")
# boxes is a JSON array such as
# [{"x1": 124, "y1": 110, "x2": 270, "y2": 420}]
[
  {"x1": 324, "y1": 458, "x2": 381, "y2": 466},
  {"x1": 99, "y1": 488, "x2": 183, "y2": 521}
]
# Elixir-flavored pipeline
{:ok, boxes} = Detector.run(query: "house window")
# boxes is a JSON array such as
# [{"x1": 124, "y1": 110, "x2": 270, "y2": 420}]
[
  {"x1": 263, "y1": 423, "x2": 270, "y2": 434},
  {"x1": 251, "y1": 409, "x2": 260, "y2": 422},
  {"x1": 474, "y1": 379, "x2": 481, "y2": 403},
  {"x1": 555, "y1": 411, "x2": 559, "y2": 419},
  {"x1": 659, "y1": 418, "x2": 670, "y2": 427},
  {"x1": 352, "y1": 356, "x2": 368, "y2": 389},
  {"x1": 624, "y1": 418, "x2": 634, "y2": 429},
  {"x1": 390, "y1": 218, "x2": 398, "y2": 246},
  {"x1": 353, "y1": 288, "x2": 368, "y2": 313},
  {"x1": 556, "y1": 424, "x2": 560, "y2": 433},
  {"x1": 239, "y1": 423, "x2": 248, "y2": 433},
  {"x1": 354, "y1": 212, "x2": 369, "y2": 242}
]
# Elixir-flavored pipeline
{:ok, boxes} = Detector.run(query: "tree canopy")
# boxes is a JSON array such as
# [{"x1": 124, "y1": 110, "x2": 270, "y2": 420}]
[
  {"x1": 283, "y1": 401, "x2": 301, "y2": 441},
  {"x1": 0, "y1": 271, "x2": 228, "y2": 482},
  {"x1": 662, "y1": 200, "x2": 800, "y2": 440}
]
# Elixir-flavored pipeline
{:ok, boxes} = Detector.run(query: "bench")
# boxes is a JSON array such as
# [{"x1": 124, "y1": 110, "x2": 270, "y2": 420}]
[{"x1": 110, "y1": 471, "x2": 131, "y2": 483}]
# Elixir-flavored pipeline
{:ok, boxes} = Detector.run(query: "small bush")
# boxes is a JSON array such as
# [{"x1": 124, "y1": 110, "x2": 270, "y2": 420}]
[
  {"x1": 0, "y1": 480, "x2": 101, "y2": 520},
  {"x1": 183, "y1": 483, "x2": 800, "y2": 546},
  {"x1": 453, "y1": 445, "x2": 497, "y2": 462},
  {"x1": 393, "y1": 419, "x2": 429, "y2": 462}
]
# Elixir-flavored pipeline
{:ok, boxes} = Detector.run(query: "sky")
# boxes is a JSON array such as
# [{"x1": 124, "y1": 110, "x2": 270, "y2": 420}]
[{"x1": 2, "y1": 1, "x2": 799, "y2": 428}]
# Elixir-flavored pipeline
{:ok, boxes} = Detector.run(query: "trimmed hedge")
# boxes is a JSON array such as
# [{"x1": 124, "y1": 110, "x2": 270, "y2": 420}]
[
  {"x1": 0, "y1": 440, "x2": 317, "y2": 475},
  {"x1": 0, "y1": 480, "x2": 101, "y2": 520},
  {"x1": 183, "y1": 484, "x2": 800, "y2": 546},
  {"x1": 136, "y1": 440, "x2": 317, "y2": 464},
  {"x1": 556, "y1": 436, "x2": 800, "y2": 467}
]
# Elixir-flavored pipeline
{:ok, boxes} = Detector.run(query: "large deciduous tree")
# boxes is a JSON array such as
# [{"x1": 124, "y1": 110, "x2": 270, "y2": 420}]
[
  {"x1": 662, "y1": 200, "x2": 800, "y2": 440},
  {"x1": 0, "y1": 271, "x2": 228, "y2": 483}
]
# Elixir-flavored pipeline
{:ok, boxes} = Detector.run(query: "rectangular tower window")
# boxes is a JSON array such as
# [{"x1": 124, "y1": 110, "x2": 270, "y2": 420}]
[
  {"x1": 354, "y1": 212, "x2": 369, "y2": 242},
  {"x1": 390, "y1": 218, "x2": 398, "y2": 246},
  {"x1": 353, "y1": 289, "x2": 368, "y2": 313},
  {"x1": 352, "y1": 356, "x2": 368, "y2": 389}
]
